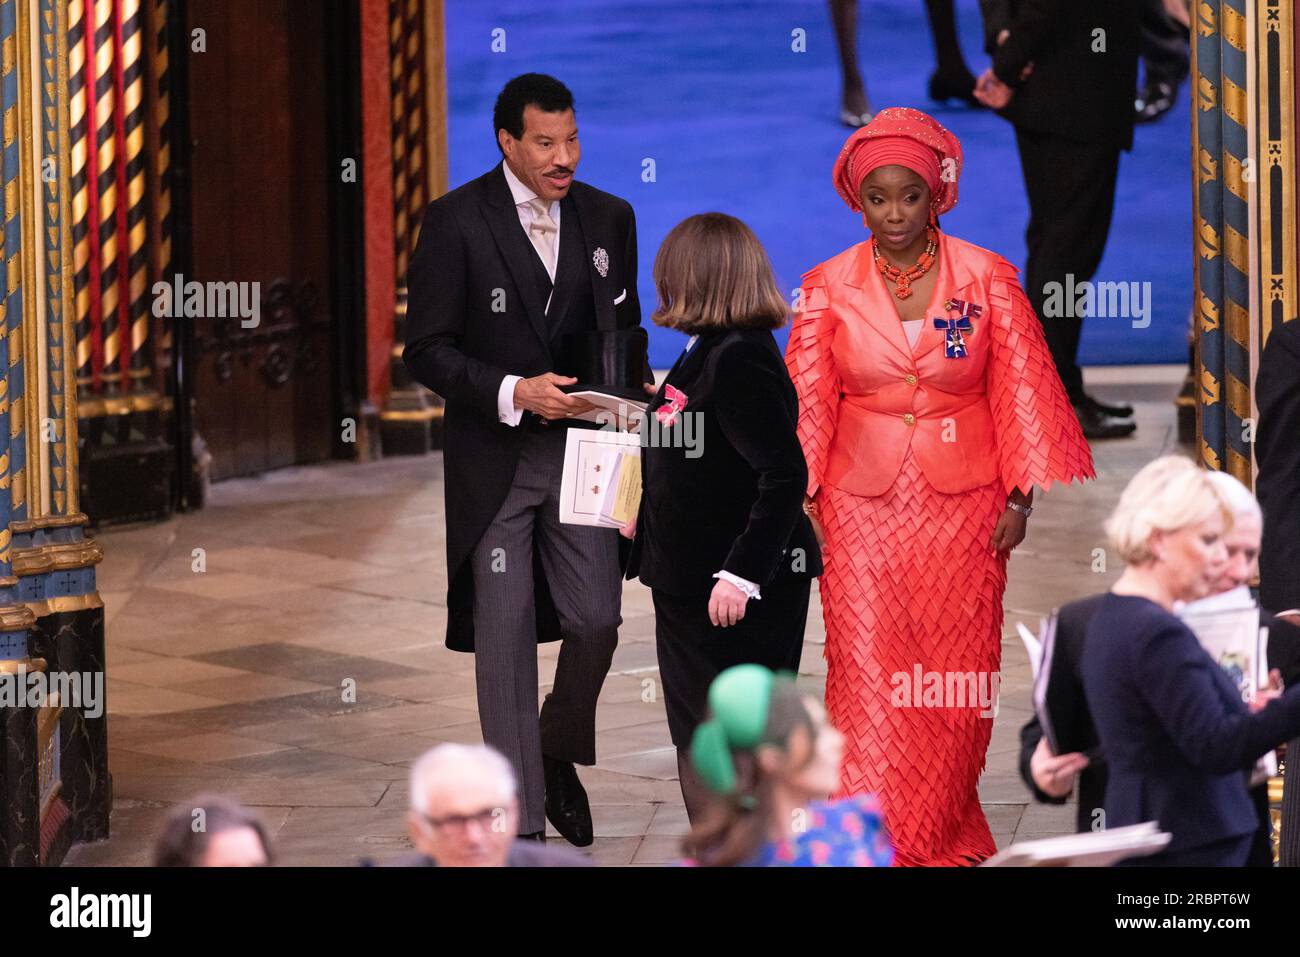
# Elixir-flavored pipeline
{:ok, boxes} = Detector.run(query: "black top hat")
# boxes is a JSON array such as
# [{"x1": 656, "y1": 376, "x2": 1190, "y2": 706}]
[{"x1": 554, "y1": 327, "x2": 650, "y2": 402}]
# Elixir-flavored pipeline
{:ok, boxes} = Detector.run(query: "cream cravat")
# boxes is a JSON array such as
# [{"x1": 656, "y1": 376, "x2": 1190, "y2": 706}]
[{"x1": 526, "y1": 197, "x2": 558, "y2": 280}]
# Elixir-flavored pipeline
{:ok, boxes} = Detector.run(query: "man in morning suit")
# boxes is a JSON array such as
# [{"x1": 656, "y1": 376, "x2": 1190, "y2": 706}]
[
  {"x1": 404, "y1": 74, "x2": 644, "y2": 844},
  {"x1": 975, "y1": 0, "x2": 1140, "y2": 440},
  {"x1": 1256, "y1": 316, "x2": 1300, "y2": 865}
]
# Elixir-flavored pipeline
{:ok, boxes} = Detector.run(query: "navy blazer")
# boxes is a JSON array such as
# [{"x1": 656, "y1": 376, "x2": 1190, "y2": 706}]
[{"x1": 1082, "y1": 593, "x2": 1300, "y2": 865}]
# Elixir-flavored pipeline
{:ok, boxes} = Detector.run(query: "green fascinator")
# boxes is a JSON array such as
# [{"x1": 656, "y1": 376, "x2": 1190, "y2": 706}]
[{"x1": 689, "y1": 664, "x2": 796, "y2": 797}]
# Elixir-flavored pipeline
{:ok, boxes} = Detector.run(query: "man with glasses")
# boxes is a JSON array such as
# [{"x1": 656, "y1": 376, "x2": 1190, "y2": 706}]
[{"x1": 391, "y1": 744, "x2": 591, "y2": 867}]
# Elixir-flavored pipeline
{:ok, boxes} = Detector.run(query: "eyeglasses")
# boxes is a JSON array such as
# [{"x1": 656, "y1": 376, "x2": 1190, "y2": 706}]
[{"x1": 421, "y1": 807, "x2": 504, "y2": 833}]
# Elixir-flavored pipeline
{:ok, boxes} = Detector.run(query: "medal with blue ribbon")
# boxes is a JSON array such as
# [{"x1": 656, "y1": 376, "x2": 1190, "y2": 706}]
[{"x1": 934, "y1": 315, "x2": 973, "y2": 358}]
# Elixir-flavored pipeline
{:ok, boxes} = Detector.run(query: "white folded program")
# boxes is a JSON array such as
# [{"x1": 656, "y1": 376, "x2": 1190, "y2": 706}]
[
  {"x1": 558, "y1": 428, "x2": 642, "y2": 528},
  {"x1": 980, "y1": 822, "x2": 1172, "y2": 867}
]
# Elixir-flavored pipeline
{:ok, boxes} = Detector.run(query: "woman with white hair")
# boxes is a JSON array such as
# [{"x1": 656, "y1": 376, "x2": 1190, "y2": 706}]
[
  {"x1": 1082, "y1": 456, "x2": 1300, "y2": 865},
  {"x1": 1180, "y1": 469, "x2": 1300, "y2": 865}
]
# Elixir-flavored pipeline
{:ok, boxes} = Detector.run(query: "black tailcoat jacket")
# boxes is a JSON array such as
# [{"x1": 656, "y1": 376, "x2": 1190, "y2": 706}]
[
  {"x1": 979, "y1": 0, "x2": 1139, "y2": 150},
  {"x1": 1257, "y1": 317, "x2": 1300, "y2": 615},
  {"x1": 627, "y1": 328, "x2": 822, "y2": 595},
  {"x1": 404, "y1": 164, "x2": 643, "y2": 651}
]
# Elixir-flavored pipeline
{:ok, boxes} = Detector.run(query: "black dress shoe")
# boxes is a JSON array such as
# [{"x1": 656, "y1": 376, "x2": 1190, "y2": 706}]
[
  {"x1": 517, "y1": 830, "x2": 546, "y2": 842},
  {"x1": 543, "y1": 756, "x2": 594, "y2": 847},
  {"x1": 928, "y1": 68, "x2": 981, "y2": 108},
  {"x1": 1135, "y1": 82, "x2": 1176, "y2": 123},
  {"x1": 1074, "y1": 402, "x2": 1137, "y2": 440},
  {"x1": 1082, "y1": 392, "x2": 1134, "y2": 419}
]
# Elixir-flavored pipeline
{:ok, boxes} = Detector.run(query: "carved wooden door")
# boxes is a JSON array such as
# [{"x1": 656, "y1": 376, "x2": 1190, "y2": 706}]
[{"x1": 185, "y1": 0, "x2": 336, "y2": 480}]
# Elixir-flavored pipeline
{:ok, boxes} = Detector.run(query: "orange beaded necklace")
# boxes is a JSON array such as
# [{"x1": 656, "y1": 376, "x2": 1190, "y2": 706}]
[{"x1": 872, "y1": 225, "x2": 938, "y2": 300}]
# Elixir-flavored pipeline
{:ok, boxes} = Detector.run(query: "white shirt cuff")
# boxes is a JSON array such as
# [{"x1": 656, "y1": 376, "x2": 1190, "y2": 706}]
[
  {"x1": 714, "y1": 570, "x2": 761, "y2": 600},
  {"x1": 498, "y1": 375, "x2": 524, "y2": 426}
]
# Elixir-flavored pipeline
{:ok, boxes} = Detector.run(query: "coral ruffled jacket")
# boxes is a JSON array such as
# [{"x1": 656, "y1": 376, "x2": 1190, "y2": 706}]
[{"x1": 786, "y1": 231, "x2": 1094, "y2": 499}]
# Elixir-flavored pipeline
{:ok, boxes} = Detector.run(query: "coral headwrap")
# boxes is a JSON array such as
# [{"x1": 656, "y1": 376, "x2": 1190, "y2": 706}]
[{"x1": 833, "y1": 107, "x2": 963, "y2": 218}]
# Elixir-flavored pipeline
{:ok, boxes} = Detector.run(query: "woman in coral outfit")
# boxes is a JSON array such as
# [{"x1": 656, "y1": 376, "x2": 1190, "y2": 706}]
[{"x1": 786, "y1": 108, "x2": 1094, "y2": 865}]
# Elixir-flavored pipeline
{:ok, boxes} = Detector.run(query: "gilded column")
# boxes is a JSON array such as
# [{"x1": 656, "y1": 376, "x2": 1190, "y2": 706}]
[
  {"x1": 1195, "y1": 2, "x2": 1228, "y2": 473},
  {"x1": 379, "y1": 0, "x2": 445, "y2": 455},
  {"x1": 92, "y1": 0, "x2": 119, "y2": 396},
  {"x1": 0, "y1": 0, "x2": 106, "y2": 866},
  {"x1": 69, "y1": 0, "x2": 171, "y2": 526},
  {"x1": 1219, "y1": 0, "x2": 1252, "y2": 486},
  {"x1": 0, "y1": 0, "x2": 39, "y2": 867},
  {"x1": 1254, "y1": 0, "x2": 1297, "y2": 352},
  {"x1": 1253, "y1": 0, "x2": 1299, "y2": 867}
]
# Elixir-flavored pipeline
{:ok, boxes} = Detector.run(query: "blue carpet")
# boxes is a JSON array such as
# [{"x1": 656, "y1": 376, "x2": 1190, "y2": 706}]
[{"x1": 446, "y1": 0, "x2": 1191, "y2": 368}]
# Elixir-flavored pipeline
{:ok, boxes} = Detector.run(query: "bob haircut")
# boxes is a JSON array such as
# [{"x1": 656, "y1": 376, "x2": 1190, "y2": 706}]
[
  {"x1": 1104, "y1": 455, "x2": 1233, "y2": 565},
  {"x1": 651, "y1": 213, "x2": 789, "y2": 334}
]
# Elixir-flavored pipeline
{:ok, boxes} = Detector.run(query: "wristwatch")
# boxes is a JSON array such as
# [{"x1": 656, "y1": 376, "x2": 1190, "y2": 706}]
[{"x1": 1007, "y1": 501, "x2": 1033, "y2": 518}]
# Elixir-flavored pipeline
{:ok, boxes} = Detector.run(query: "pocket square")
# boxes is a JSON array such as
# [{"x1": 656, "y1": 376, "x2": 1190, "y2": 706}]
[{"x1": 613, "y1": 288, "x2": 627, "y2": 305}]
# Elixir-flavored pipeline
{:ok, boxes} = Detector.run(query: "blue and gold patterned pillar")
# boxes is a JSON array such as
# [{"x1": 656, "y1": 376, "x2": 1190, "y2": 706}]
[
  {"x1": 1194, "y1": 1, "x2": 1225, "y2": 472},
  {"x1": 1253, "y1": 0, "x2": 1297, "y2": 351},
  {"x1": 1194, "y1": 0, "x2": 1253, "y2": 486},
  {"x1": 1252, "y1": 0, "x2": 1299, "y2": 867},
  {"x1": 0, "y1": 0, "x2": 106, "y2": 867},
  {"x1": 1218, "y1": 0, "x2": 1252, "y2": 487},
  {"x1": 0, "y1": 0, "x2": 41, "y2": 867},
  {"x1": 1197, "y1": 0, "x2": 1300, "y2": 486}
]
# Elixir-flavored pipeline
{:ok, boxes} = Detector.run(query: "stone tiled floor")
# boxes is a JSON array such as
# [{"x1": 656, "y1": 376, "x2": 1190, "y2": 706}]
[{"x1": 65, "y1": 368, "x2": 1185, "y2": 866}]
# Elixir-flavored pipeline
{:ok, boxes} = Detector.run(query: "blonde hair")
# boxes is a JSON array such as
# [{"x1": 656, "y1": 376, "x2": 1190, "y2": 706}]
[
  {"x1": 1105, "y1": 455, "x2": 1232, "y2": 564},
  {"x1": 651, "y1": 213, "x2": 789, "y2": 333}
]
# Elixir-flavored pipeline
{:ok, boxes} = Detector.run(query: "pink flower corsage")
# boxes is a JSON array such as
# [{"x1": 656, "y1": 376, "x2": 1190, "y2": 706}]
[{"x1": 655, "y1": 384, "x2": 687, "y2": 427}]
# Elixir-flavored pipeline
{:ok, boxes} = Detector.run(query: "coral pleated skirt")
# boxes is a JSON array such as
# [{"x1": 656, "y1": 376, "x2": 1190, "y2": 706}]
[{"x1": 819, "y1": 450, "x2": 1007, "y2": 867}]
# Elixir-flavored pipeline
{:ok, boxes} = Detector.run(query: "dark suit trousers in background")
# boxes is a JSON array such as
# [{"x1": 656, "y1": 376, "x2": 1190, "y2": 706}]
[
  {"x1": 652, "y1": 577, "x2": 809, "y2": 749},
  {"x1": 469, "y1": 426, "x2": 621, "y2": 834},
  {"x1": 1015, "y1": 128, "x2": 1122, "y2": 405}
]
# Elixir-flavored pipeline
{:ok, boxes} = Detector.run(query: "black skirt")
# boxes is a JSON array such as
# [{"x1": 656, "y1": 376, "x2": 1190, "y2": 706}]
[{"x1": 652, "y1": 577, "x2": 811, "y2": 749}]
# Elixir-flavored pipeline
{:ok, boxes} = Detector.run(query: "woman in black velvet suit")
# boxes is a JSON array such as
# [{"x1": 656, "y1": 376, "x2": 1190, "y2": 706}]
[{"x1": 624, "y1": 213, "x2": 821, "y2": 821}]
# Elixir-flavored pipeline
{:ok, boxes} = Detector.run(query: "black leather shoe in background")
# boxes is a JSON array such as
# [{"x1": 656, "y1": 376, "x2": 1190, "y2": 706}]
[
  {"x1": 928, "y1": 68, "x2": 982, "y2": 108},
  {"x1": 1082, "y1": 392, "x2": 1134, "y2": 420},
  {"x1": 1074, "y1": 402, "x2": 1137, "y2": 440},
  {"x1": 1135, "y1": 82, "x2": 1176, "y2": 123},
  {"x1": 543, "y1": 755, "x2": 594, "y2": 847}
]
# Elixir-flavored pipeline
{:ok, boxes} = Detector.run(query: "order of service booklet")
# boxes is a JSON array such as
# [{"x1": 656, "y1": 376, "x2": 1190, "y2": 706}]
[
  {"x1": 1179, "y1": 602, "x2": 1268, "y2": 704},
  {"x1": 1179, "y1": 593, "x2": 1276, "y2": 786},
  {"x1": 558, "y1": 427, "x2": 642, "y2": 528},
  {"x1": 563, "y1": 390, "x2": 649, "y2": 432}
]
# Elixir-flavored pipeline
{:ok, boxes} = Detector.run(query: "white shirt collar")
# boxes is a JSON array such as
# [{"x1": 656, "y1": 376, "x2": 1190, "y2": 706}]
[{"x1": 501, "y1": 159, "x2": 558, "y2": 216}]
